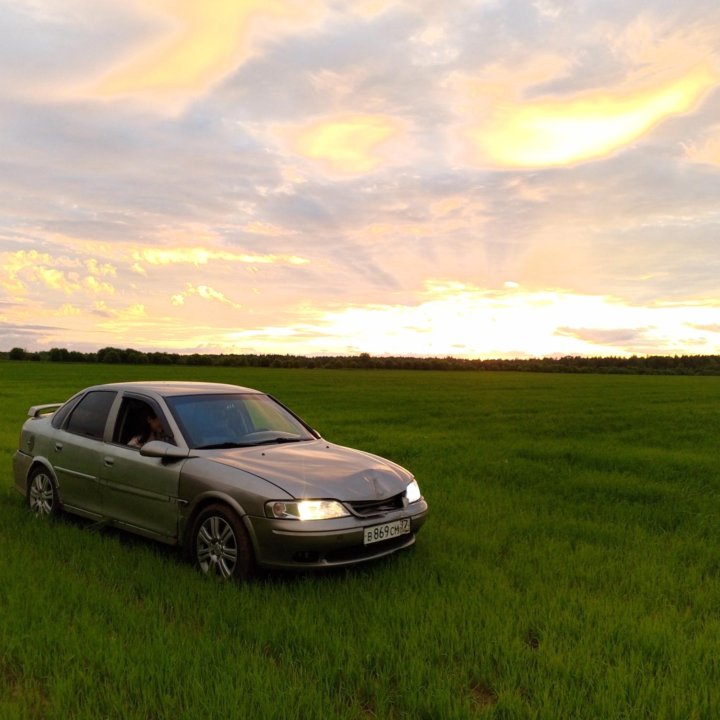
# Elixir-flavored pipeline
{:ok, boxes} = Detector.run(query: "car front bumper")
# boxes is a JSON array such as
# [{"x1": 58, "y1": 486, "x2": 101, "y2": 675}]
[{"x1": 245, "y1": 499, "x2": 429, "y2": 570}]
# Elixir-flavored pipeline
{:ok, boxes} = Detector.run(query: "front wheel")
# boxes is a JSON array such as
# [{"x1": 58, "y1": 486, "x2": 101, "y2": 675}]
[
  {"x1": 190, "y1": 504, "x2": 255, "y2": 581},
  {"x1": 28, "y1": 467, "x2": 60, "y2": 517}
]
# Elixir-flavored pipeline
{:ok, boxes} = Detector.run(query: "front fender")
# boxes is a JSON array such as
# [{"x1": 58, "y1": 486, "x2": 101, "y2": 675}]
[
  {"x1": 178, "y1": 457, "x2": 293, "y2": 545},
  {"x1": 179, "y1": 489, "x2": 247, "y2": 541}
]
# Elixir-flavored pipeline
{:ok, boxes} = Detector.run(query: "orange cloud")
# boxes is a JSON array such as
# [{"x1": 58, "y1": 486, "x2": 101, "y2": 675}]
[
  {"x1": 132, "y1": 247, "x2": 308, "y2": 267},
  {"x1": 172, "y1": 283, "x2": 242, "y2": 310},
  {"x1": 286, "y1": 114, "x2": 405, "y2": 174},
  {"x1": 1, "y1": 250, "x2": 116, "y2": 297},
  {"x1": 456, "y1": 63, "x2": 719, "y2": 168},
  {"x1": 684, "y1": 125, "x2": 720, "y2": 165},
  {"x1": 87, "y1": 0, "x2": 321, "y2": 109}
]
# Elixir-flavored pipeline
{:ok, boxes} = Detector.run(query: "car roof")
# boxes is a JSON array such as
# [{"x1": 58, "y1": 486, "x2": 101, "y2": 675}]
[{"x1": 86, "y1": 381, "x2": 263, "y2": 398}]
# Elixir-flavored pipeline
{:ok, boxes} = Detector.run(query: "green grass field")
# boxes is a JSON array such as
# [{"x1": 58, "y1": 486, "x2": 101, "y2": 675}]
[{"x1": 2, "y1": 361, "x2": 720, "y2": 719}]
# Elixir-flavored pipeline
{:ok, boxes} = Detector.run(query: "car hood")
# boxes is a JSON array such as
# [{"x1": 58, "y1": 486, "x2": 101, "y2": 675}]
[{"x1": 209, "y1": 439, "x2": 411, "y2": 501}]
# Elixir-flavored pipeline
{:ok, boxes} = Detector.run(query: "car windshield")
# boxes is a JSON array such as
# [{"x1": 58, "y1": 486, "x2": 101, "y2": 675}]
[{"x1": 165, "y1": 393, "x2": 315, "y2": 449}]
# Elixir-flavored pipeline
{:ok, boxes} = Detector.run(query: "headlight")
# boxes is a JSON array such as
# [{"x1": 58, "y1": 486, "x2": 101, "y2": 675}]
[
  {"x1": 405, "y1": 479, "x2": 422, "y2": 504},
  {"x1": 266, "y1": 499, "x2": 350, "y2": 521}
]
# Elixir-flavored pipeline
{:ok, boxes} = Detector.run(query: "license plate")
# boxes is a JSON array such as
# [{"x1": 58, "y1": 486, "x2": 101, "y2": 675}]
[{"x1": 363, "y1": 518, "x2": 411, "y2": 545}]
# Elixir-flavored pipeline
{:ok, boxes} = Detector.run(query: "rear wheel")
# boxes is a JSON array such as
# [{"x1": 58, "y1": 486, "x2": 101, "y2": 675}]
[
  {"x1": 28, "y1": 467, "x2": 60, "y2": 517},
  {"x1": 190, "y1": 504, "x2": 255, "y2": 581}
]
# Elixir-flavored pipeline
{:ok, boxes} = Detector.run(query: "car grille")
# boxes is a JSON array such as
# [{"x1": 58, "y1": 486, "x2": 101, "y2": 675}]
[{"x1": 347, "y1": 492, "x2": 405, "y2": 518}]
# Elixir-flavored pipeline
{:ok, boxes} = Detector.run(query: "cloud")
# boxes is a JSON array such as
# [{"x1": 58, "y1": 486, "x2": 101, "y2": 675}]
[
  {"x1": 688, "y1": 323, "x2": 720, "y2": 334},
  {"x1": 91, "y1": 302, "x2": 147, "y2": 320},
  {"x1": 57, "y1": 303, "x2": 82, "y2": 317},
  {"x1": 347, "y1": 0, "x2": 401, "y2": 20},
  {"x1": 240, "y1": 221, "x2": 296, "y2": 237},
  {"x1": 131, "y1": 247, "x2": 309, "y2": 268},
  {"x1": 554, "y1": 327, "x2": 651, "y2": 346},
  {"x1": 283, "y1": 114, "x2": 407, "y2": 174},
  {"x1": 0, "y1": 249, "x2": 116, "y2": 297},
  {"x1": 86, "y1": 258, "x2": 117, "y2": 277},
  {"x1": 2, "y1": 2, "x2": 720, "y2": 359},
  {"x1": 454, "y1": 63, "x2": 719, "y2": 168},
  {"x1": 185, "y1": 283, "x2": 720, "y2": 358},
  {"x1": 409, "y1": 22, "x2": 459, "y2": 67},
  {"x1": 684, "y1": 124, "x2": 720, "y2": 165},
  {"x1": 81, "y1": 0, "x2": 326, "y2": 111},
  {"x1": 173, "y1": 283, "x2": 242, "y2": 310},
  {"x1": 0, "y1": 320, "x2": 69, "y2": 349}
]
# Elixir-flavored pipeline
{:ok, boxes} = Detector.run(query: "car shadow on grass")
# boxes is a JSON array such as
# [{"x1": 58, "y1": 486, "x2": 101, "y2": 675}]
[
  {"x1": 61, "y1": 509, "x2": 406, "y2": 586},
  {"x1": 6, "y1": 492, "x2": 410, "y2": 586}
]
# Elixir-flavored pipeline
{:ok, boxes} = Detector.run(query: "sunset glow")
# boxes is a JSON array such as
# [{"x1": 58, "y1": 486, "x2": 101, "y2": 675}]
[
  {"x1": 461, "y1": 64, "x2": 718, "y2": 168},
  {"x1": 3, "y1": 2, "x2": 720, "y2": 358},
  {"x1": 87, "y1": 0, "x2": 318, "y2": 109},
  {"x1": 131, "y1": 247, "x2": 309, "y2": 268},
  {"x1": 142, "y1": 282, "x2": 720, "y2": 358},
  {"x1": 289, "y1": 115, "x2": 405, "y2": 174}
]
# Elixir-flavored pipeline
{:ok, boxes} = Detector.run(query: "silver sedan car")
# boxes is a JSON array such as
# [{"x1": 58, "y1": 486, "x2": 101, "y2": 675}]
[{"x1": 13, "y1": 381, "x2": 428, "y2": 579}]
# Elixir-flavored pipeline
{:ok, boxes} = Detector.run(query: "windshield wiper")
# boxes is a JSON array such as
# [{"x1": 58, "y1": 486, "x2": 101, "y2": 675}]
[
  {"x1": 195, "y1": 437, "x2": 309, "y2": 449},
  {"x1": 194, "y1": 442, "x2": 248, "y2": 450},
  {"x1": 253, "y1": 437, "x2": 306, "y2": 445}
]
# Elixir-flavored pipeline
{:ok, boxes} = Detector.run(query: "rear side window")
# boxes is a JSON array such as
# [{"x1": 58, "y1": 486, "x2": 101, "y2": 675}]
[
  {"x1": 51, "y1": 394, "x2": 82, "y2": 429},
  {"x1": 65, "y1": 391, "x2": 116, "y2": 440}
]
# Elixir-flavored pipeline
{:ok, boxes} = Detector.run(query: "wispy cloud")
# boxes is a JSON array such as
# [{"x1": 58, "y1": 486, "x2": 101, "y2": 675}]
[
  {"x1": 132, "y1": 247, "x2": 309, "y2": 268},
  {"x1": 172, "y1": 283, "x2": 242, "y2": 310},
  {"x1": 81, "y1": 0, "x2": 327, "y2": 112},
  {"x1": 283, "y1": 114, "x2": 407, "y2": 175},
  {"x1": 453, "y1": 61, "x2": 719, "y2": 169}
]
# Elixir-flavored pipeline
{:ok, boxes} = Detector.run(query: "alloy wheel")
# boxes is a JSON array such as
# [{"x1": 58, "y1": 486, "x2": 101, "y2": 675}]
[{"x1": 196, "y1": 515, "x2": 239, "y2": 578}]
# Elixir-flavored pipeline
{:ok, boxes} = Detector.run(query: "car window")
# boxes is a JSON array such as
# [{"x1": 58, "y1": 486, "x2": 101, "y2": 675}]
[
  {"x1": 65, "y1": 390, "x2": 117, "y2": 440},
  {"x1": 246, "y1": 398, "x2": 301, "y2": 435},
  {"x1": 113, "y1": 396, "x2": 174, "y2": 447},
  {"x1": 51, "y1": 394, "x2": 83, "y2": 429},
  {"x1": 167, "y1": 393, "x2": 314, "y2": 449}
]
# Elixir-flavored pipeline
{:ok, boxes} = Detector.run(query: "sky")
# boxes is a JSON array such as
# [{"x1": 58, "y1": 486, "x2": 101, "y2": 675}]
[{"x1": 2, "y1": 0, "x2": 720, "y2": 359}]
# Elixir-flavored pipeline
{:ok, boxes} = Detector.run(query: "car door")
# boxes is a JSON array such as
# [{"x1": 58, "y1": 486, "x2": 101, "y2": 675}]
[
  {"x1": 52, "y1": 389, "x2": 117, "y2": 516},
  {"x1": 100, "y1": 395, "x2": 182, "y2": 539}
]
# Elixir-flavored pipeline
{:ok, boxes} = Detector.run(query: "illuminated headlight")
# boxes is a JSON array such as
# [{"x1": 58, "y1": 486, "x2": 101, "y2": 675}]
[
  {"x1": 405, "y1": 479, "x2": 422, "y2": 504},
  {"x1": 266, "y1": 499, "x2": 350, "y2": 521}
]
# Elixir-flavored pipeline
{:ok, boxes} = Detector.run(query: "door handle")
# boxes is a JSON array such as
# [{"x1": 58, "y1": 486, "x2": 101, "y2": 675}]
[
  {"x1": 104, "y1": 457, "x2": 114, "y2": 467},
  {"x1": 55, "y1": 442, "x2": 63, "y2": 452}
]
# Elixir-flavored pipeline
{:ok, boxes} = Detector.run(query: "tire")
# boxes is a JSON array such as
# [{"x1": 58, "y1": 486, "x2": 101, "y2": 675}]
[
  {"x1": 190, "y1": 503, "x2": 255, "y2": 581},
  {"x1": 27, "y1": 467, "x2": 60, "y2": 518}
]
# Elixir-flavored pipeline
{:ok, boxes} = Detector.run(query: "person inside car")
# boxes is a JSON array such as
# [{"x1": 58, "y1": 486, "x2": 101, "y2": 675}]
[{"x1": 128, "y1": 412, "x2": 168, "y2": 447}]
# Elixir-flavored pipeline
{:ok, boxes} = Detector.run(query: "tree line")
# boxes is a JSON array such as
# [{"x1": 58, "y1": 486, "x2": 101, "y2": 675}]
[{"x1": 6, "y1": 345, "x2": 720, "y2": 375}]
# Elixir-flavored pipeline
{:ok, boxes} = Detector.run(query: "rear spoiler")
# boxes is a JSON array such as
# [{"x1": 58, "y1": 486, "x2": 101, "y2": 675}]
[{"x1": 27, "y1": 404, "x2": 63, "y2": 418}]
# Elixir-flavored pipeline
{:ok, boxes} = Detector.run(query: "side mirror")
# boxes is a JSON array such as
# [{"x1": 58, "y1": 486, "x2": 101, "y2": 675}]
[{"x1": 140, "y1": 440, "x2": 190, "y2": 461}]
